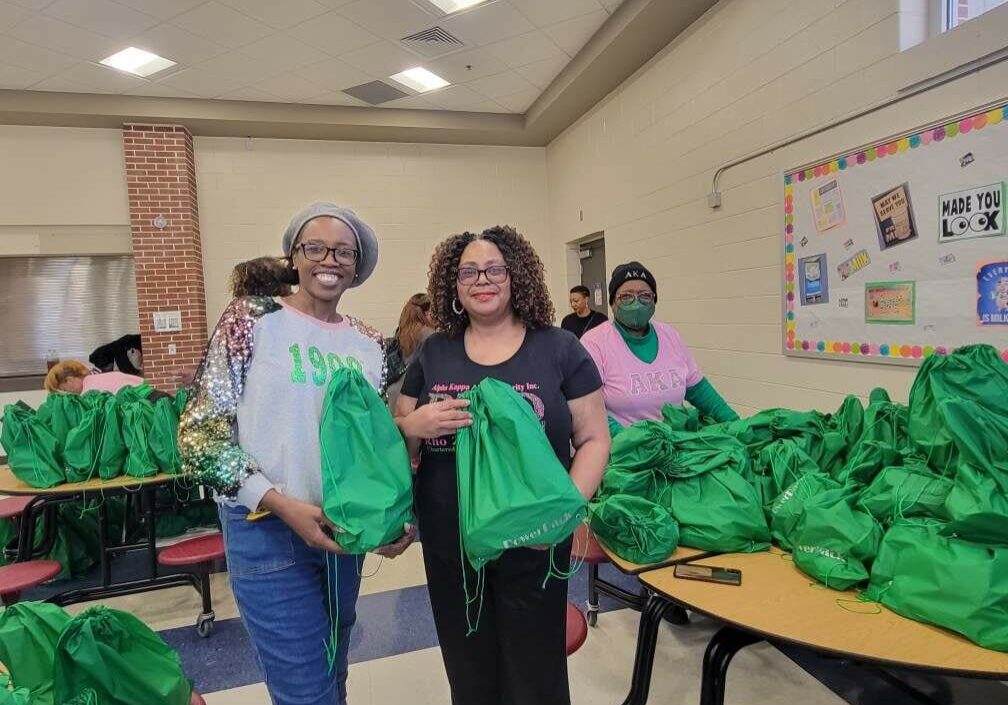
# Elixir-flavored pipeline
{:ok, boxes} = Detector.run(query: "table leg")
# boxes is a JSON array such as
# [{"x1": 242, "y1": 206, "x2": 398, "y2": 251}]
[
  {"x1": 143, "y1": 486, "x2": 158, "y2": 579},
  {"x1": 15, "y1": 497, "x2": 45, "y2": 562},
  {"x1": 699, "y1": 626, "x2": 763, "y2": 705},
  {"x1": 98, "y1": 498, "x2": 112, "y2": 586},
  {"x1": 619, "y1": 593, "x2": 682, "y2": 705}
]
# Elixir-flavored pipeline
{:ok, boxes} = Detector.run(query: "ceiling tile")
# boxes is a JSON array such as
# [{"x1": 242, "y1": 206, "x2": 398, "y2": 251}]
[
  {"x1": 514, "y1": 53, "x2": 568, "y2": 89},
  {"x1": 43, "y1": 0, "x2": 159, "y2": 39},
  {"x1": 123, "y1": 81, "x2": 201, "y2": 98},
  {"x1": 465, "y1": 69, "x2": 535, "y2": 99},
  {"x1": 218, "y1": 0, "x2": 329, "y2": 29},
  {"x1": 112, "y1": 0, "x2": 206, "y2": 21},
  {"x1": 10, "y1": 14, "x2": 123, "y2": 60},
  {"x1": 170, "y1": 1, "x2": 273, "y2": 49},
  {"x1": 0, "y1": 1, "x2": 31, "y2": 32},
  {"x1": 252, "y1": 71, "x2": 327, "y2": 101},
  {"x1": 427, "y1": 46, "x2": 508, "y2": 84},
  {"x1": 128, "y1": 23, "x2": 228, "y2": 66},
  {"x1": 6, "y1": 0, "x2": 58, "y2": 9},
  {"x1": 314, "y1": 0, "x2": 356, "y2": 7},
  {"x1": 37, "y1": 60, "x2": 147, "y2": 93},
  {"x1": 441, "y1": 1, "x2": 534, "y2": 46},
  {"x1": 336, "y1": 0, "x2": 436, "y2": 40},
  {"x1": 382, "y1": 94, "x2": 439, "y2": 110},
  {"x1": 304, "y1": 89, "x2": 368, "y2": 105},
  {"x1": 156, "y1": 66, "x2": 245, "y2": 97},
  {"x1": 233, "y1": 32, "x2": 325, "y2": 73},
  {"x1": 0, "y1": 34, "x2": 77, "y2": 74},
  {"x1": 508, "y1": 0, "x2": 602, "y2": 28},
  {"x1": 542, "y1": 8, "x2": 607, "y2": 56},
  {"x1": 287, "y1": 11, "x2": 380, "y2": 55},
  {"x1": 465, "y1": 98, "x2": 510, "y2": 113},
  {"x1": 486, "y1": 29, "x2": 565, "y2": 69},
  {"x1": 600, "y1": 0, "x2": 624, "y2": 11},
  {"x1": 0, "y1": 61, "x2": 47, "y2": 88},
  {"x1": 495, "y1": 85, "x2": 538, "y2": 112},
  {"x1": 218, "y1": 85, "x2": 285, "y2": 101},
  {"x1": 293, "y1": 56, "x2": 371, "y2": 91},
  {"x1": 422, "y1": 83, "x2": 485, "y2": 110},
  {"x1": 340, "y1": 40, "x2": 420, "y2": 78}
]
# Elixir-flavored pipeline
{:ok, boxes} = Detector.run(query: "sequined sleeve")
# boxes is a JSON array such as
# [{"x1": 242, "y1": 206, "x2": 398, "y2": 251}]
[{"x1": 178, "y1": 296, "x2": 280, "y2": 498}]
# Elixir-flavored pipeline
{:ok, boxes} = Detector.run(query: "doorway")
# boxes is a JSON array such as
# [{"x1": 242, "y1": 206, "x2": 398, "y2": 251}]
[{"x1": 577, "y1": 235, "x2": 608, "y2": 317}]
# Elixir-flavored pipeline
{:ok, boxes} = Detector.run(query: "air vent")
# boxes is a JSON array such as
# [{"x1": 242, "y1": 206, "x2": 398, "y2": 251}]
[
  {"x1": 342, "y1": 80, "x2": 409, "y2": 105},
  {"x1": 400, "y1": 26, "x2": 465, "y2": 58}
]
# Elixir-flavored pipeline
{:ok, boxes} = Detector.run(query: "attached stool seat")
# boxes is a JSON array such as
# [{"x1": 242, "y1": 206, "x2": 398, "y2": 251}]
[
  {"x1": 0, "y1": 495, "x2": 35, "y2": 520},
  {"x1": 565, "y1": 601, "x2": 589, "y2": 656},
  {"x1": 159, "y1": 533, "x2": 225, "y2": 637},
  {"x1": 0, "y1": 559, "x2": 61, "y2": 605},
  {"x1": 571, "y1": 523, "x2": 610, "y2": 626}
]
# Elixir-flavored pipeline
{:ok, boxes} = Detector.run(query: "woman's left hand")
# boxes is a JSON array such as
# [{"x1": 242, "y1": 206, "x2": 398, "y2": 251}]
[{"x1": 374, "y1": 522, "x2": 417, "y2": 558}]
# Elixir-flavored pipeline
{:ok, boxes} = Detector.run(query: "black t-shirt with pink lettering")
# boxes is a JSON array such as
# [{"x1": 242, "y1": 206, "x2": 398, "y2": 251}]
[{"x1": 401, "y1": 326, "x2": 601, "y2": 553}]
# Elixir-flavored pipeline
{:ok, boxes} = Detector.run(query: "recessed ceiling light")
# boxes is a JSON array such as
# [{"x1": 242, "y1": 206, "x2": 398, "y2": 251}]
[
  {"x1": 389, "y1": 67, "x2": 450, "y2": 93},
  {"x1": 426, "y1": 0, "x2": 489, "y2": 14},
  {"x1": 100, "y1": 47, "x2": 175, "y2": 77}
]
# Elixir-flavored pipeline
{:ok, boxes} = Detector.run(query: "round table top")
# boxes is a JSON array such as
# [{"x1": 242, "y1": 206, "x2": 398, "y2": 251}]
[
  {"x1": 0, "y1": 465, "x2": 178, "y2": 496},
  {"x1": 598, "y1": 539, "x2": 712, "y2": 575},
  {"x1": 640, "y1": 549, "x2": 1008, "y2": 678}
]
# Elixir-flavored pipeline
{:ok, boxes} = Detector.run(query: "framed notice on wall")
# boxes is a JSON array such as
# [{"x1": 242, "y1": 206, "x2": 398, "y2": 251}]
[{"x1": 783, "y1": 101, "x2": 1008, "y2": 366}]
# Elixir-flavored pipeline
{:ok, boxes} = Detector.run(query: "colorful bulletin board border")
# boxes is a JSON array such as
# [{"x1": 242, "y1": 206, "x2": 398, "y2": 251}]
[{"x1": 783, "y1": 102, "x2": 1008, "y2": 365}]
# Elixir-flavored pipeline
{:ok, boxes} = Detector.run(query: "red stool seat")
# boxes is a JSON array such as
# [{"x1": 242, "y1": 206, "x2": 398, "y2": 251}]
[
  {"x1": 159, "y1": 534, "x2": 225, "y2": 566},
  {"x1": 565, "y1": 602, "x2": 588, "y2": 656},
  {"x1": 0, "y1": 495, "x2": 35, "y2": 520},
  {"x1": 0, "y1": 560, "x2": 61, "y2": 601},
  {"x1": 571, "y1": 523, "x2": 609, "y2": 564}
]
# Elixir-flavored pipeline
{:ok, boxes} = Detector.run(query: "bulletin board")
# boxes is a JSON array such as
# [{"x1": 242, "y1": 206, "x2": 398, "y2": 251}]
[{"x1": 783, "y1": 100, "x2": 1008, "y2": 366}]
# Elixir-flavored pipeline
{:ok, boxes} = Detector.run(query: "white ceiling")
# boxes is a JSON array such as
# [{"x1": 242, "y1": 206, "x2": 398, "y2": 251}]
[{"x1": 0, "y1": 0, "x2": 625, "y2": 113}]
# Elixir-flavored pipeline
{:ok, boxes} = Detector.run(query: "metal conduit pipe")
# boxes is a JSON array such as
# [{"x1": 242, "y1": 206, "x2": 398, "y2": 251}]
[{"x1": 708, "y1": 46, "x2": 1008, "y2": 209}]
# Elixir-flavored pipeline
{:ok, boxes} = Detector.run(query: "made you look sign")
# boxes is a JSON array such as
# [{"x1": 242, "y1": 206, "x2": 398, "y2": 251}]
[{"x1": 940, "y1": 183, "x2": 1005, "y2": 242}]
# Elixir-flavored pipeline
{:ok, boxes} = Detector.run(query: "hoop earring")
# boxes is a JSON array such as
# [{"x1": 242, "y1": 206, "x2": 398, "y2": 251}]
[{"x1": 452, "y1": 298, "x2": 465, "y2": 316}]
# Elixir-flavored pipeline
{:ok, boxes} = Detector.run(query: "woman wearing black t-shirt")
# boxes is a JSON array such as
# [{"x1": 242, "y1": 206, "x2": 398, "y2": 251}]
[{"x1": 395, "y1": 226, "x2": 610, "y2": 705}]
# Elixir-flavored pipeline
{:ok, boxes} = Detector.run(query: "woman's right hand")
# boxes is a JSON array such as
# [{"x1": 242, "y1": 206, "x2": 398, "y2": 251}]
[
  {"x1": 403, "y1": 398, "x2": 472, "y2": 439},
  {"x1": 261, "y1": 491, "x2": 345, "y2": 554}
]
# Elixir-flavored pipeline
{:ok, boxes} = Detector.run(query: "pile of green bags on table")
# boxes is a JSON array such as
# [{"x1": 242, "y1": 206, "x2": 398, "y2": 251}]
[
  {"x1": 592, "y1": 344, "x2": 1008, "y2": 652},
  {"x1": 1, "y1": 385, "x2": 189, "y2": 488},
  {"x1": 0, "y1": 602, "x2": 192, "y2": 705}
]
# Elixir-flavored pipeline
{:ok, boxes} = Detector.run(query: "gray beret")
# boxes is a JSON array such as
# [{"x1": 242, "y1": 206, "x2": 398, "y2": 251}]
[{"x1": 281, "y1": 202, "x2": 379, "y2": 287}]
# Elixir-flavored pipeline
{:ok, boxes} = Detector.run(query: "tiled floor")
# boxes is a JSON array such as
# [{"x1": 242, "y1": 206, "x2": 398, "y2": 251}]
[{"x1": 20, "y1": 537, "x2": 1008, "y2": 704}]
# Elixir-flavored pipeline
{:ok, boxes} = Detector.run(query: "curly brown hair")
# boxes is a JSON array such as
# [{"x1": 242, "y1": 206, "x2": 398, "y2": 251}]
[
  {"x1": 229, "y1": 257, "x2": 296, "y2": 298},
  {"x1": 427, "y1": 225, "x2": 555, "y2": 338}
]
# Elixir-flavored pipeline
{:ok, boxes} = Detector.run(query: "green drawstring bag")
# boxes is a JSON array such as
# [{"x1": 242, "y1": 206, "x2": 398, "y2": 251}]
[
  {"x1": 939, "y1": 397, "x2": 1008, "y2": 544},
  {"x1": 908, "y1": 345, "x2": 1008, "y2": 474},
  {"x1": 456, "y1": 378, "x2": 587, "y2": 570},
  {"x1": 597, "y1": 421, "x2": 673, "y2": 501},
  {"x1": 173, "y1": 386, "x2": 189, "y2": 416},
  {"x1": 97, "y1": 397, "x2": 127, "y2": 480},
  {"x1": 589, "y1": 494, "x2": 679, "y2": 564},
  {"x1": 754, "y1": 439, "x2": 820, "y2": 508},
  {"x1": 607, "y1": 415, "x2": 623, "y2": 438},
  {"x1": 0, "y1": 674, "x2": 32, "y2": 705},
  {"x1": 121, "y1": 399, "x2": 158, "y2": 478},
  {"x1": 0, "y1": 601, "x2": 70, "y2": 701},
  {"x1": 829, "y1": 395, "x2": 864, "y2": 447},
  {"x1": 660, "y1": 404, "x2": 701, "y2": 432},
  {"x1": 792, "y1": 489, "x2": 882, "y2": 590},
  {"x1": 53, "y1": 606, "x2": 192, "y2": 705},
  {"x1": 858, "y1": 464, "x2": 952, "y2": 525},
  {"x1": 768, "y1": 473, "x2": 842, "y2": 551},
  {"x1": 63, "y1": 404, "x2": 104, "y2": 483},
  {"x1": 35, "y1": 393, "x2": 85, "y2": 453},
  {"x1": 867, "y1": 519, "x2": 1008, "y2": 651},
  {"x1": 833, "y1": 440, "x2": 899, "y2": 489},
  {"x1": 148, "y1": 397, "x2": 183, "y2": 474},
  {"x1": 1, "y1": 404, "x2": 65, "y2": 488},
  {"x1": 319, "y1": 368, "x2": 414, "y2": 554}
]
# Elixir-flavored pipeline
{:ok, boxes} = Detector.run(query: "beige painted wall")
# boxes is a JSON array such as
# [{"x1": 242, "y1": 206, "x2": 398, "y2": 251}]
[
  {"x1": 544, "y1": 0, "x2": 1008, "y2": 416},
  {"x1": 0, "y1": 126, "x2": 130, "y2": 246},
  {"x1": 195, "y1": 138, "x2": 548, "y2": 334}
]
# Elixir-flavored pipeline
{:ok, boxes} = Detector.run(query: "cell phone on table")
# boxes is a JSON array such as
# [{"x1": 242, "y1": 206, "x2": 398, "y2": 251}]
[{"x1": 673, "y1": 563, "x2": 742, "y2": 586}]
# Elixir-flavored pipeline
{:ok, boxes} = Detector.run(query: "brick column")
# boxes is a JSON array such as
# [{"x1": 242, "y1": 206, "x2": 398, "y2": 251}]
[{"x1": 123, "y1": 124, "x2": 207, "y2": 391}]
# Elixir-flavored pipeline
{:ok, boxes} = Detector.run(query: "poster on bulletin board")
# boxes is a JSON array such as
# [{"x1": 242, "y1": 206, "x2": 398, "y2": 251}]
[{"x1": 783, "y1": 100, "x2": 1008, "y2": 366}]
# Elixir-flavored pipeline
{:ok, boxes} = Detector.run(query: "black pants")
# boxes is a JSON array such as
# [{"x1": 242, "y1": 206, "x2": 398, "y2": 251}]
[{"x1": 422, "y1": 538, "x2": 573, "y2": 705}]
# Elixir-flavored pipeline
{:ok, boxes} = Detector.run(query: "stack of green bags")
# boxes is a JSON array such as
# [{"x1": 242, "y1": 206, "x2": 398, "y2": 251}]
[
  {"x1": 591, "y1": 344, "x2": 1008, "y2": 652},
  {"x1": 0, "y1": 602, "x2": 192, "y2": 705}
]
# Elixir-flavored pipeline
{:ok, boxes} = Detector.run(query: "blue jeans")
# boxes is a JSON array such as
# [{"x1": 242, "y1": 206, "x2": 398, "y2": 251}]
[{"x1": 219, "y1": 504, "x2": 363, "y2": 705}]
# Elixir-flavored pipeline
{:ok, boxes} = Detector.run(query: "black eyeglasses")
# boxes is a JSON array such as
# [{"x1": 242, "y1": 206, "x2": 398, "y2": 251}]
[
  {"x1": 297, "y1": 242, "x2": 359, "y2": 266},
  {"x1": 457, "y1": 265, "x2": 510, "y2": 286},
  {"x1": 615, "y1": 291, "x2": 655, "y2": 305}
]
